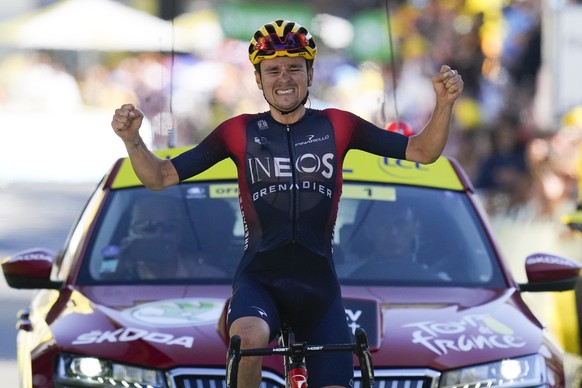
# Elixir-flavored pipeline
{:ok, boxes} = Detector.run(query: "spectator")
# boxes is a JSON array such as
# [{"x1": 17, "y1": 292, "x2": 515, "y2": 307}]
[{"x1": 474, "y1": 114, "x2": 532, "y2": 213}]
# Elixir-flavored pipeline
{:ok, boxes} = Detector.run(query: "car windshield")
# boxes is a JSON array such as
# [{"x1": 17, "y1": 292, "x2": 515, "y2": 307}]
[
  {"x1": 79, "y1": 181, "x2": 505, "y2": 288},
  {"x1": 334, "y1": 183, "x2": 505, "y2": 288},
  {"x1": 80, "y1": 183, "x2": 243, "y2": 285}
]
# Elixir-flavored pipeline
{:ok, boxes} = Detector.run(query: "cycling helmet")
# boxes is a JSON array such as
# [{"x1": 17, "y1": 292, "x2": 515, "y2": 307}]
[{"x1": 249, "y1": 20, "x2": 317, "y2": 65}]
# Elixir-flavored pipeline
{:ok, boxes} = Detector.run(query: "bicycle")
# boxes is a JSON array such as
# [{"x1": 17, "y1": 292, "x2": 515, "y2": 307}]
[{"x1": 226, "y1": 322, "x2": 374, "y2": 388}]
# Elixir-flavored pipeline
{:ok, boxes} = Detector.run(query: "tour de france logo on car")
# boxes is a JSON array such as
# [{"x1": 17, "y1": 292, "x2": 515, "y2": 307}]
[
  {"x1": 403, "y1": 313, "x2": 526, "y2": 356},
  {"x1": 123, "y1": 298, "x2": 226, "y2": 327}
]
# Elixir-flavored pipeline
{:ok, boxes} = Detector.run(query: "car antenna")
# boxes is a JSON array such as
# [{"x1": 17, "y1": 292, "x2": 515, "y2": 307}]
[
  {"x1": 382, "y1": 0, "x2": 414, "y2": 135},
  {"x1": 167, "y1": 0, "x2": 176, "y2": 149}
]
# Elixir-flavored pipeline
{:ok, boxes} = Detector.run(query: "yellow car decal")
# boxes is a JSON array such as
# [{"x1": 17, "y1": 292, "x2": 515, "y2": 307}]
[
  {"x1": 342, "y1": 150, "x2": 463, "y2": 190},
  {"x1": 209, "y1": 184, "x2": 239, "y2": 198},
  {"x1": 111, "y1": 147, "x2": 464, "y2": 191},
  {"x1": 342, "y1": 185, "x2": 397, "y2": 201}
]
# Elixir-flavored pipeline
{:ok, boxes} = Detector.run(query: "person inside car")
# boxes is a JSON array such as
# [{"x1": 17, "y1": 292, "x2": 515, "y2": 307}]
[
  {"x1": 350, "y1": 200, "x2": 456, "y2": 281},
  {"x1": 113, "y1": 195, "x2": 227, "y2": 280},
  {"x1": 110, "y1": 19, "x2": 463, "y2": 388},
  {"x1": 349, "y1": 201, "x2": 437, "y2": 280}
]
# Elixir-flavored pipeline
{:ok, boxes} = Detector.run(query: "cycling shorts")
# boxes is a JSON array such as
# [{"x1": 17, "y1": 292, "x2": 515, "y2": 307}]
[{"x1": 227, "y1": 244, "x2": 354, "y2": 387}]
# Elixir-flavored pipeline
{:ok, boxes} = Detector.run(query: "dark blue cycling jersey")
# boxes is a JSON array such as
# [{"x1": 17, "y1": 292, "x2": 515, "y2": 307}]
[
  {"x1": 172, "y1": 107, "x2": 408, "y2": 386},
  {"x1": 171, "y1": 108, "x2": 408, "y2": 279}
]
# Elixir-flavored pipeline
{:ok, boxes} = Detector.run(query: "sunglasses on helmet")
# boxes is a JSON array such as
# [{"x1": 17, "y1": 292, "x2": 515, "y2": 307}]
[{"x1": 254, "y1": 32, "x2": 309, "y2": 55}]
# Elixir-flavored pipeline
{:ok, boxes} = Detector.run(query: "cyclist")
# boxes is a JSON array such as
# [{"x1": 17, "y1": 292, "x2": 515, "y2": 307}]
[{"x1": 111, "y1": 19, "x2": 463, "y2": 388}]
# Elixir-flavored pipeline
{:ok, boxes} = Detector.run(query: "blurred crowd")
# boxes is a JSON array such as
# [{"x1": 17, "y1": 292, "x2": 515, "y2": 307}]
[{"x1": 1, "y1": 0, "x2": 582, "y2": 223}]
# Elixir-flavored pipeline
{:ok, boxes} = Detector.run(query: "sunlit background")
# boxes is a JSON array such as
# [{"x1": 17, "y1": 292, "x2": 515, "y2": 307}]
[
  {"x1": 1, "y1": 0, "x2": 582, "y2": 380},
  {"x1": 2, "y1": 0, "x2": 581, "y2": 187}
]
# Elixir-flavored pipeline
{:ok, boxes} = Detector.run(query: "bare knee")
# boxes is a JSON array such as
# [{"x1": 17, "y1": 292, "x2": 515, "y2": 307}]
[
  {"x1": 229, "y1": 317, "x2": 270, "y2": 387},
  {"x1": 229, "y1": 316, "x2": 270, "y2": 348}
]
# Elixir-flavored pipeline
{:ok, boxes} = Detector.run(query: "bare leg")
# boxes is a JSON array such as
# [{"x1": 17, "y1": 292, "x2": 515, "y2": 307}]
[{"x1": 229, "y1": 316, "x2": 270, "y2": 387}]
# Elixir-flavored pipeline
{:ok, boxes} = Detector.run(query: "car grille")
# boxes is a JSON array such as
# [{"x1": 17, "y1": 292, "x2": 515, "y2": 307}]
[
  {"x1": 169, "y1": 368, "x2": 285, "y2": 387},
  {"x1": 168, "y1": 368, "x2": 440, "y2": 388},
  {"x1": 354, "y1": 368, "x2": 440, "y2": 388}
]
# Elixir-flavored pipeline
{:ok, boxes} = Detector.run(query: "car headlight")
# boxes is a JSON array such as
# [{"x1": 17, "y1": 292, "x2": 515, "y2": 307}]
[
  {"x1": 440, "y1": 354, "x2": 546, "y2": 387},
  {"x1": 56, "y1": 353, "x2": 168, "y2": 387}
]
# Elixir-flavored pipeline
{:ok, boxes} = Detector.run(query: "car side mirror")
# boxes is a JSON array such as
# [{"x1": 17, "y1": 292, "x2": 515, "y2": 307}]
[
  {"x1": 518, "y1": 253, "x2": 581, "y2": 292},
  {"x1": 1, "y1": 248, "x2": 63, "y2": 290}
]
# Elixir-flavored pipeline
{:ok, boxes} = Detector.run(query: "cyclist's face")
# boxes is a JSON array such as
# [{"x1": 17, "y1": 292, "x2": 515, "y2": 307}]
[{"x1": 255, "y1": 56, "x2": 312, "y2": 119}]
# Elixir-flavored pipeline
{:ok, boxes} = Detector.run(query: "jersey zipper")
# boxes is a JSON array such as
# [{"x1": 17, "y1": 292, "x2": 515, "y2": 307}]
[{"x1": 286, "y1": 124, "x2": 298, "y2": 243}]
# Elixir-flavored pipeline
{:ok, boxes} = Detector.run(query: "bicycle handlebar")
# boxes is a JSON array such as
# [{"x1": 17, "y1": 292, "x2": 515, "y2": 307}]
[
  {"x1": 355, "y1": 328, "x2": 375, "y2": 388},
  {"x1": 236, "y1": 342, "x2": 357, "y2": 357},
  {"x1": 226, "y1": 327, "x2": 374, "y2": 387},
  {"x1": 225, "y1": 335, "x2": 241, "y2": 388}
]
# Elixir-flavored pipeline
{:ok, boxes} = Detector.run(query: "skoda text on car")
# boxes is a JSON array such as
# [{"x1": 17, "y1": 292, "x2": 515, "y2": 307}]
[{"x1": 2, "y1": 147, "x2": 580, "y2": 388}]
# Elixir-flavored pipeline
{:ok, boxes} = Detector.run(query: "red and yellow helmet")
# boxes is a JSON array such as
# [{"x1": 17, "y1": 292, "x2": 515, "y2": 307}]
[{"x1": 249, "y1": 20, "x2": 317, "y2": 65}]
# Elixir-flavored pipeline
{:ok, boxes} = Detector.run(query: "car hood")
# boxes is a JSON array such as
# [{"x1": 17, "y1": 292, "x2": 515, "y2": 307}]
[
  {"x1": 342, "y1": 286, "x2": 547, "y2": 370},
  {"x1": 50, "y1": 285, "x2": 232, "y2": 368},
  {"x1": 49, "y1": 285, "x2": 546, "y2": 371}
]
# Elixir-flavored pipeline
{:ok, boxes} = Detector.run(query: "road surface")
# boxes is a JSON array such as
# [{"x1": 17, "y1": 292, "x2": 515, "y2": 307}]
[{"x1": 0, "y1": 181, "x2": 95, "y2": 387}]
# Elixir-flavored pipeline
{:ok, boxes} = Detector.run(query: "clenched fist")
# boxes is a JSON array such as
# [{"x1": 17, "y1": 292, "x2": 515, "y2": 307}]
[
  {"x1": 432, "y1": 65, "x2": 464, "y2": 105},
  {"x1": 111, "y1": 103, "x2": 145, "y2": 145}
]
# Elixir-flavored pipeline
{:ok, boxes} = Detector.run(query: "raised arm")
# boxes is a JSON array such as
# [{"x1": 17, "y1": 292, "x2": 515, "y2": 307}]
[
  {"x1": 111, "y1": 104, "x2": 179, "y2": 190},
  {"x1": 405, "y1": 65, "x2": 464, "y2": 164}
]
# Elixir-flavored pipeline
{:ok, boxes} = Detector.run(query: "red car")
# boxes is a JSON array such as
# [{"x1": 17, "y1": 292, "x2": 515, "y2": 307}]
[{"x1": 3, "y1": 147, "x2": 580, "y2": 387}]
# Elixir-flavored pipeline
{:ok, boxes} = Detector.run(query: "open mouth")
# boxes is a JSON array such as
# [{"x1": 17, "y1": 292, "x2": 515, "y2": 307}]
[{"x1": 275, "y1": 88, "x2": 295, "y2": 95}]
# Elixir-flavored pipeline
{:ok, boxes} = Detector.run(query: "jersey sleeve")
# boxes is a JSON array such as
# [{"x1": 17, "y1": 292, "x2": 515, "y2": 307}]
[
  {"x1": 170, "y1": 115, "x2": 247, "y2": 181},
  {"x1": 325, "y1": 109, "x2": 409, "y2": 160}
]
